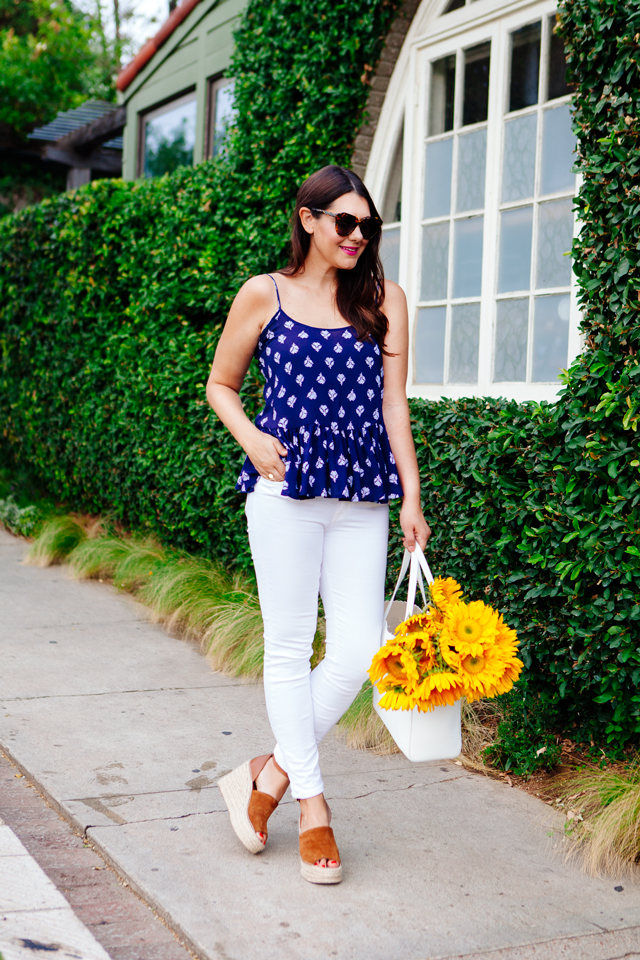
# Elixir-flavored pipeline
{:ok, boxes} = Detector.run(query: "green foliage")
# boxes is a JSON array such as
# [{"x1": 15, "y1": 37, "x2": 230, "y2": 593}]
[
  {"x1": 0, "y1": 0, "x2": 101, "y2": 136},
  {"x1": 0, "y1": 495, "x2": 42, "y2": 536},
  {"x1": 483, "y1": 686, "x2": 562, "y2": 778},
  {"x1": 1, "y1": 0, "x2": 640, "y2": 752}
]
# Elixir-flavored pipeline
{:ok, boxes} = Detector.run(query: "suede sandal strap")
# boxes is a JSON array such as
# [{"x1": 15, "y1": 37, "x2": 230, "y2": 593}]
[
  {"x1": 250, "y1": 754, "x2": 274, "y2": 782},
  {"x1": 248, "y1": 790, "x2": 279, "y2": 836},
  {"x1": 299, "y1": 826, "x2": 340, "y2": 866},
  {"x1": 249, "y1": 753, "x2": 289, "y2": 783}
]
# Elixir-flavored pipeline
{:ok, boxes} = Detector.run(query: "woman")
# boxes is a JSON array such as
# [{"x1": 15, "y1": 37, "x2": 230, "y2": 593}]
[{"x1": 206, "y1": 164, "x2": 430, "y2": 885}]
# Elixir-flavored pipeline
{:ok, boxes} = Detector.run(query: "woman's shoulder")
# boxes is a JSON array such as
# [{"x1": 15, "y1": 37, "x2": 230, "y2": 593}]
[
  {"x1": 382, "y1": 279, "x2": 406, "y2": 305},
  {"x1": 234, "y1": 273, "x2": 280, "y2": 313}
]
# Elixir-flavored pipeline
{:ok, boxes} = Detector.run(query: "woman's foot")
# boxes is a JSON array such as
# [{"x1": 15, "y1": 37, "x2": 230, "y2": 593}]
[
  {"x1": 218, "y1": 754, "x2": 288, "y2": 855},
  {"x1": 299, "y1": 794, "x2": 339, "y2": 870},
  {"x1": 253, "y1": 755, "x2": 289, "y2": 846}
]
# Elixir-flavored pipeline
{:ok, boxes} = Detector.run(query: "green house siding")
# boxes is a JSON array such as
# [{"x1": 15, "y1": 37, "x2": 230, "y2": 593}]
[{"x1": 119, "y1": 0, "x2": 247, "y2": 180}]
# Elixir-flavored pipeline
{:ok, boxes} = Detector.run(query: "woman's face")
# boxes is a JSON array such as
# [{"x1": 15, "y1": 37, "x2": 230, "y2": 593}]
[{"x1": 300, "y1": 191, "x2": 371, "y2": 270}]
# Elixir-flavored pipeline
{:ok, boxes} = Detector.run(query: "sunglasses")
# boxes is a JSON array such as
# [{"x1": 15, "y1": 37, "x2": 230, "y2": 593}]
[{"x1": 310, "y1": 208, "x2": 382, "y2": 240}]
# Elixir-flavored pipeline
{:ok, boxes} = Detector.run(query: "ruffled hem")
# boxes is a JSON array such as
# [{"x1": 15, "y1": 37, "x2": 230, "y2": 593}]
[{"x1": 236, "y1": 423, "x2": 403, "y2": 503}]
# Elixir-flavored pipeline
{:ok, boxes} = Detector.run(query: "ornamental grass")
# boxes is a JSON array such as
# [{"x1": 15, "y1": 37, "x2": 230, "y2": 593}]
[
  {"x1": 562, "y1": 761, "x2": 640, "y2": 877},
  {"x1": 25, "y1": 515, "x2": 86, "y2": 567},
  {"x1": 370, "y1": 576, "x2": 523, "y2": 713}
]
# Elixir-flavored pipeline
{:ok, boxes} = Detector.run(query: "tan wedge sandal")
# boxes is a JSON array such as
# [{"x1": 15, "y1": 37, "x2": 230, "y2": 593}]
[
  {"x1": 218, "y1": 754, "x2": 288, "y2": 854},
  {"x1": 299, "y1": 825, "x2": 343, "y2": 884}
]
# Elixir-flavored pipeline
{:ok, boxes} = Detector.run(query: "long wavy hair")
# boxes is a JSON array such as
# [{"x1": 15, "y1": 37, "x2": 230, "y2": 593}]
[{"x1": 279, "y1": 165, "x2": 389, "y2": 351}]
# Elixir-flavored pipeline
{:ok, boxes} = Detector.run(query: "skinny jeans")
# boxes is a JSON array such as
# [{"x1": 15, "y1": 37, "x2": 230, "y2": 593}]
[{"x1": 245, "y1": 478, "x2": 389, "y2": 799}]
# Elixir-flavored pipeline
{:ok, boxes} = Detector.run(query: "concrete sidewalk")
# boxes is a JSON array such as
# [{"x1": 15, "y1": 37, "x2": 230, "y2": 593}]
[{"x1": 1, "y1": 526, "x2": 639, "y2": 960}]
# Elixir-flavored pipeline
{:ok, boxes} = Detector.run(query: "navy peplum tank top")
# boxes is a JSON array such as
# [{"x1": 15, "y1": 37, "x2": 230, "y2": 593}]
[{"x1": 236, "y1": 275, "x2": 403, "y2": 503}]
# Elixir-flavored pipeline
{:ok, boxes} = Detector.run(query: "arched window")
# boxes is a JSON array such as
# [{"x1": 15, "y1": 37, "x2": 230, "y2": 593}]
[{"x1": 368, "y1": 0, "x2": 578, "y2": 402}]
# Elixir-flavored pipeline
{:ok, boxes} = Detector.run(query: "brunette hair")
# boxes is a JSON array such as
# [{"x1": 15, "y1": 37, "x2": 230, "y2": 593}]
[{"x1": 279, "y1": 165, "x2": 389, "y2": 351}]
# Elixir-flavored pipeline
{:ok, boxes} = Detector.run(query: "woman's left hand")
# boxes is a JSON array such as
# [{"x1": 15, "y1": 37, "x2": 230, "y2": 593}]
[{"x1": 399, "y1": 501, "x2": 431, "y2": 552}]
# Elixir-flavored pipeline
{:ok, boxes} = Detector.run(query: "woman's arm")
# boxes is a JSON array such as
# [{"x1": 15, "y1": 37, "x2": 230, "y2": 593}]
[
  {"x1": 206, "y1": 275, "x2": 288, "y2": 481},
  {"x1": 381, "y1": 281, "x2": 431, "y2": 552}
]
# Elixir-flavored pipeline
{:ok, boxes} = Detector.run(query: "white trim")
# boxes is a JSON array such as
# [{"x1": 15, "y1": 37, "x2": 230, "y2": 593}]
[{"x1": 367, "y1": 0, "x2": 580, "y2": 403}]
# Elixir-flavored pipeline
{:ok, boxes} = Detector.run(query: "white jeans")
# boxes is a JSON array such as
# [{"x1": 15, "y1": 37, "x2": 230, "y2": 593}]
[{"x1": 245, "y1": 478, "x2": 389, "y2": 799}]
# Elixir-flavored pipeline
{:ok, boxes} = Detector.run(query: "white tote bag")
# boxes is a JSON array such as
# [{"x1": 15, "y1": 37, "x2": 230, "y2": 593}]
[{"x1": 373, "y1": 544, "x2": 462, "y2": 763}]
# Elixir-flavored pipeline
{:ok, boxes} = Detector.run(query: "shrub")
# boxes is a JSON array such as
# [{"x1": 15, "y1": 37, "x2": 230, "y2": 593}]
[{"x1": 483, "y1": 685, "x2": 562, "y2": 778}]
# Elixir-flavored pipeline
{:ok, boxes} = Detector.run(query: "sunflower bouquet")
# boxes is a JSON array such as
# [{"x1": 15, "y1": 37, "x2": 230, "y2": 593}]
[{"x1": 369, "y1": 576, "x2": 523, "y2": 713}]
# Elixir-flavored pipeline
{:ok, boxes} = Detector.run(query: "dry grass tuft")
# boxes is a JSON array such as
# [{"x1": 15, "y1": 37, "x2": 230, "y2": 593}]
[
  {"x1": 561, "y1": 760, "x2": 640, "y2": 877},
  {"x1": 460, "y1": 699, "x2": 501, "y2": 765},
  {"x1": 337, "y1": 683, "x2": 400, "y2": 755},
  {"x1": 25, "y1": 516, "x2": 86, "y2": 566}
]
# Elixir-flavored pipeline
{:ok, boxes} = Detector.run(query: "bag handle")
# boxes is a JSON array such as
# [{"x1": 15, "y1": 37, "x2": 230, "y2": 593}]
[{"x1": 385, "y1": 544, "x2": 435, "y2": 622}]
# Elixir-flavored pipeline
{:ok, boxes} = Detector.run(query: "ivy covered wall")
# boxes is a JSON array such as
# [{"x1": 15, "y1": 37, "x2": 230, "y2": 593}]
[{"x1": 0, "y1": 0, "x2": 639, "y2": 749}]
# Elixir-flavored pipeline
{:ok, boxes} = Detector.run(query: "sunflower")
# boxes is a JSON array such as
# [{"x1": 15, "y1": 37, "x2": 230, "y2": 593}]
[
  {"x1": 415, "y1": 672, "x2": 468, "y2": 711},
  {"x1": 398, "y1": 612, "x2": 432, "y2": 635},
  {"x1": 430, "y1": 576, "x2": 463, "y2": 611},
  {"x1": 489, "y1": 655, "x2": 524, "y2": 696},
  {"x1": 416, "y1": 637, "x2": 438, "y2": 674},
  {"x1": 369, "y1": 642, "x2": 420, "y2": 692},
  {"x1": 378, "y1": 687, "x2": 418, "y2": 711},
  {"x1": 442, "y1": 599, "x2": 499, "y2": 656},
  {"x1": 494, "y1": 613, "x2": 519, "y2": 655},
  {"x1": 458, "y1": 645, "x2": 509, "y2": 701}
]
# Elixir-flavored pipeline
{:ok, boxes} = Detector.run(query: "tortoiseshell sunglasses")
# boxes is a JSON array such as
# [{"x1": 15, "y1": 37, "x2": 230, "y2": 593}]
[{"x1": 310, "y1": 208, "x2": 382, "y2": 239}]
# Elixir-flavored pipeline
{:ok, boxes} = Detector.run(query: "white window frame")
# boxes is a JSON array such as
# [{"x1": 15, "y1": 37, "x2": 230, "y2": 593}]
[
  {"x1": 206, "y1": 75, "x2": 235, "y2": 159},
  {"x1": 366, "y1": 0, "x2": 581, "y2": 404}
]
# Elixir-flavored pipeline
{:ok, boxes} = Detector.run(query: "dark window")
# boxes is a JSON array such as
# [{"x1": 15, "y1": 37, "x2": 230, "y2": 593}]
[
  {"x1": 463, "y1": 43, "x2": 491, "y2": 127},
  {"x1": 141, "y1": 94, "x2": 197, "y2": 179},
  {"x1": 509, "y1": 22, "x2": 541, "y2": 112},
  {"x1": 443, "y1": 0, "x2": 465, "y2": 12},
  {"x1": 547, "y1": 19, "x2": 571, "y2": 100},
  {"x1": 429, "y1": 55, "x2": 456, "y2": 135}
]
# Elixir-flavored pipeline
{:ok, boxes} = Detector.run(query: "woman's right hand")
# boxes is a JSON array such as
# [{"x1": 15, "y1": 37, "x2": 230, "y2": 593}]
[{"x1": 245, "y1": 429, "x2": 288, "y2": 481}]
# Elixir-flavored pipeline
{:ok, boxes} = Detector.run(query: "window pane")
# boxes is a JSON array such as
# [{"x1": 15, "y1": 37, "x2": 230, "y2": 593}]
[
  {"x1": 415, "y1": 307, "x2": 446, "y2": 383},
  {"x1": 443, "y1": 0, "x2": 465, "y2": 12},
  {"x1": 421, "y1": 223, "x2": 450, "y2": 300},
  {"x1": 449, "y1": 303, "x2": 480, "y2": 383},
  {"x1": 456, "y1": 128, "x2": 486, "y2": 212},
  {"x1": 424, "y1": 138, "x2": 453, "y2": 218},
  {"x1": 463, "y1": 42, "x2": 490, "y2": 126},
  {"x1": 547, "y1": 19, "x2": 571, "y2": 100},
  {"x1": 509, "y1": 22, "x2": 541, "y2": 112},
  {"x1": 453, "y1": 216, "x2": 483, "y2": 298},
  {"x1": 144, "y1": 99, "x2": 197, "y2": 178},
  {"x1": 532, "y1": 294, "x2": 570, "y2": 381},
  {"x1": 212, "y1": 80, "x2": 236, "y2": 156},
  {"x1": 382, "y1": 127, "x2": 403, "y2": 223},
  {"x1": 502, "y1": 114, "x2": 537, "y2": 203},
  {"x1": 429, "y1": 56, "x2": 456, "y2": 136},
  {"x1": 380, "y1": 227, "x2": 401, "y2": 284},
  {"x1": 498, "y1": 206, "x2": 533, "y2": 293},
  {"x1": 541, "y1": 104, "x2": 575, "y2": 195},
  {"x1": 494, "y1": 299, "x2": 528, "y2": 381},
  {"x1": 536, "y1": 198, "x2": 573, "y2": 288}
]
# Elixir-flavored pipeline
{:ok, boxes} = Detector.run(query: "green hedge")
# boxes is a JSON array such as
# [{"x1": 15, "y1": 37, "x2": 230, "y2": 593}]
[{"x1": 1, "y1": 0, "x2": 640, "y2": 750}]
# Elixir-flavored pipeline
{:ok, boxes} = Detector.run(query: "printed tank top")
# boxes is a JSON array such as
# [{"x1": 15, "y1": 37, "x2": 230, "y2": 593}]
[{"x1": 236, "y1": 275, "x2": 403, "y2": 503}]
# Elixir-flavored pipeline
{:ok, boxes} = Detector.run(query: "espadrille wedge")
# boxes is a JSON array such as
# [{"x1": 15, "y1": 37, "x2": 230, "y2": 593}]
[
  {"x1": 299, "y1": 825, "x2": 342, "y2": 884},
  {"x1": 218, "y1": 754, "x2": 287, "y2": 854}
]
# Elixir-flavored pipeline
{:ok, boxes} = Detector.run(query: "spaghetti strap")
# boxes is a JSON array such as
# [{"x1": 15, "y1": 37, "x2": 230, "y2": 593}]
[{"x1": 267, "y1": 274, "x2": 282, "y2": 311}]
